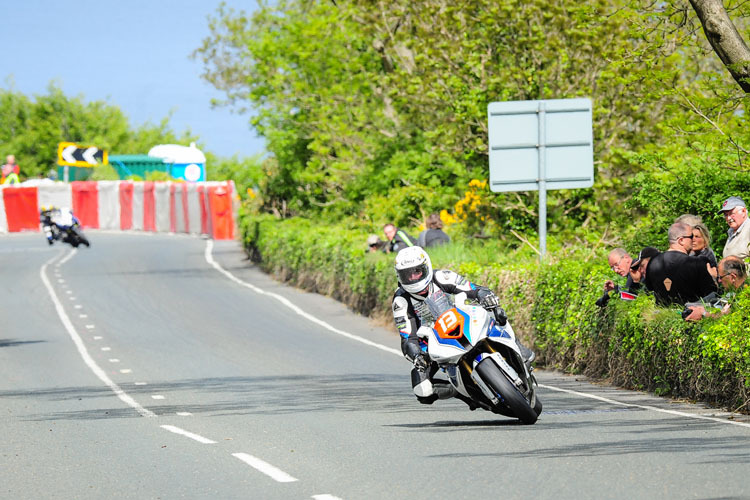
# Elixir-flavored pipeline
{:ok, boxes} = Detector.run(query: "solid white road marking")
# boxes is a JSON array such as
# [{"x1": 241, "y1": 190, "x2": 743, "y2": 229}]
[
  {"x1": 205, "y1": 240, "x2": 750, "y2": 431},
  {"x1": 539, "y1": 384, "x2": 750, "y2": 429},
  {"x1": 40, "y1": 251, "x2": 155, "y2": 418},
  {"x1": 231, "y1": 453, "x2": 298, "y2": 483},
  {"x1": 204, "y1": 240, "x2": 401, "y2": 357},
  {"x1": 160, "y1": 425, "x2": 216, "y2": 444}
]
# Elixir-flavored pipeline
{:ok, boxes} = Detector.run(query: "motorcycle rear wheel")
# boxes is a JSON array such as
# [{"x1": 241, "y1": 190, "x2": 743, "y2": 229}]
[{"x1": 477, "y1": 359, "x2": 538, "y2": 425}]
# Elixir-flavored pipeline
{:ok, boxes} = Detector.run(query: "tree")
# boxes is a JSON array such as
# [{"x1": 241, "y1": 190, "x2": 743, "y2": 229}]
[
  {"x1": 0, "y1": 84, "x2": 195, "y2": 179},
  {"x1": 689, "y1": 0, "x2": 750, "y2": 92}
]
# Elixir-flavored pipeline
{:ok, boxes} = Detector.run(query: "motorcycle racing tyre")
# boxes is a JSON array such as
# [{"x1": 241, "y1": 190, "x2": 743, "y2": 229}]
[
  {"x1": 477, "y1": 358, "x2": 538, "y2": 425},
  {"x1": 533, "y1": 395, "x2": 543, "y2": 416}
]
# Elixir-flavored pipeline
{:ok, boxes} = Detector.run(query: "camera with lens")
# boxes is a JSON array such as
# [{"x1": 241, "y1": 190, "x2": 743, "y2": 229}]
[{"x1": 595, "y1": 284, "x2": 620, "y2": 308}]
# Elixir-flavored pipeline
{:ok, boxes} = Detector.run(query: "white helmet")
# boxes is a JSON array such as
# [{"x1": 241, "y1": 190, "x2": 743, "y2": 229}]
[{"x1": 395, "y1": 246, "x2": 433, "y2": 296}]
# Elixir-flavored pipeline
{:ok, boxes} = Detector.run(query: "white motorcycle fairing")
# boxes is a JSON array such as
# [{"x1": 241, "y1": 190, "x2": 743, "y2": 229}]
[{"x1": 418, "y1": 291, "x2": 541, "y2": 424}]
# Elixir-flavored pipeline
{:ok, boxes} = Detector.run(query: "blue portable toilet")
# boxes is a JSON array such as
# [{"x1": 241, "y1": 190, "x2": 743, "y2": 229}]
[{"x1": 147, "y1": 142, "x2": 206, "y2": 182}]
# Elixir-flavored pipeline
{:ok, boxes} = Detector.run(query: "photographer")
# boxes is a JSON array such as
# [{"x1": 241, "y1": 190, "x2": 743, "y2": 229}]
[
  {"x1": 683, "y1": 256, "x2": 747, "y2": 321},
  {"x1": 597, "y1": 247, "x2": 653, "y2": 307}
]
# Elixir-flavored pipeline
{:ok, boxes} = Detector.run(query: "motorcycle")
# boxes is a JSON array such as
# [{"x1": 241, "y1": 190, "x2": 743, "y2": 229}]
[
  {"x1": 45, "y1": 209, "x2": 90, "y2": 248},
  {"x1": 419, "y1": 289, "x2": 542, "y2": 424}
]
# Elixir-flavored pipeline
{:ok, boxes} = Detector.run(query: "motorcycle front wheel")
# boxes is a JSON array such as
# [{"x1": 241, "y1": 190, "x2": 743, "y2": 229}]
[{"x1": 476, "y1": 358, "x2": 538, "y2": 425}]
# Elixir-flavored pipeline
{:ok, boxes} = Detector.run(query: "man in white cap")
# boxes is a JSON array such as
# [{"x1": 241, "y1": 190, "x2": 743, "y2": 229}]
[{"x1": 718, "y1": 196, "x2": 750, "y2": 260}]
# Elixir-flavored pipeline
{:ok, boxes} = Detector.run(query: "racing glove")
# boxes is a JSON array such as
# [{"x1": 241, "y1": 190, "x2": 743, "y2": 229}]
[{"x1": 477, "y1": 289, "x2": 499, "y2": 309}]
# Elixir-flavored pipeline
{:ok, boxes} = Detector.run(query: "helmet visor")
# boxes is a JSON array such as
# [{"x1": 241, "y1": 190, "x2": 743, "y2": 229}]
[{"x1": 397, "y1": 263, "x2": 429, "y2": 285}]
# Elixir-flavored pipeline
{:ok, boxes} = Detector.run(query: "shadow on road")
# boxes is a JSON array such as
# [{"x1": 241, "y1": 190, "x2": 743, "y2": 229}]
[{"x1": 0, "y1": 338, "x2": 46, "y2": 348}]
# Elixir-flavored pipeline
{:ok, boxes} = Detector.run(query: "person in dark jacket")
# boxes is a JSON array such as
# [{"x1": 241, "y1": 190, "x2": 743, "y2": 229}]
[
  {"x1": 642, "y1": 222, "x2": 718, "y2": 306},
  {"x1": 417, "y1": 213, "x2": 451, "y2": 248},
  {"x1": 383, "y1": 223, "x2": 416, "y2": 253}
]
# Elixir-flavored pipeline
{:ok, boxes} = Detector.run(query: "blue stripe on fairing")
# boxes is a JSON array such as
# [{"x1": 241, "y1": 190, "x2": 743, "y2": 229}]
[{"x1": 488, "y1": 326, "x2": 511, "y2": 339}]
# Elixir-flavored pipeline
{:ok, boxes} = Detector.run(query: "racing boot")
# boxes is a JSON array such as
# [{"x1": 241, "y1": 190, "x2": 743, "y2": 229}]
[
  {"x1": 516, "y1": 338, "x2": 536, "y2": 372},
  {"x1": 433, "y1": 380, "x2": 479, "y2": 410}
]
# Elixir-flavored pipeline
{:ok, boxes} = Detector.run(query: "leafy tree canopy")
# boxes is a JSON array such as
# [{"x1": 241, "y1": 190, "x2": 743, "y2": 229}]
[{"x1": 195, "y1": 0, "x2": 750, "y2": 247}]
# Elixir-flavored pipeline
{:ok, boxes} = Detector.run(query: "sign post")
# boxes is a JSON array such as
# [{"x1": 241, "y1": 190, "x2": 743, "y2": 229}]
[
  {"x1": 488, "y1": 98, "x2": 594, "y2": 258},
  {"x1": 57, "y1": 142, "x2": 108, "y2": 182}
]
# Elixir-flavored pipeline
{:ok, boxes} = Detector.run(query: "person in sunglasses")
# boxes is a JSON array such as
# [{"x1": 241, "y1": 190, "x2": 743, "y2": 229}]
[
  {"x1": 641, "y1": 222, "x2": 717, "y2": 306},
  {"x1": 683, "y1": 256, "x2": 747, "y2": 321}
]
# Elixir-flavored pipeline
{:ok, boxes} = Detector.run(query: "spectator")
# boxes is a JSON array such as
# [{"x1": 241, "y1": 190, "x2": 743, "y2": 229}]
[
  {"x1": 717, "y1": 196, "x2": 750, "y2": 260},
  {"x1": 689, "y1": 223, "x2": 718, "y2": 269},
  {"x1": 642, "y1": 222, "x2": 718, "y2": 306},
  {"x1": 366, "y1": 234, "x2": 387, "y2": 253},
  {"x1": 1, "y1": 156, "x2": 20, "y2": 185},
  {"x1": 604, "y1": 248, "x2": 642, "y2": 293},
  {"x1": 628, "y1": 246, "x2": 661, "y2": 286},
  {"x1": 597, "y1": 248, "x2": 645, "y2": 307},
  {"x1": 683, "y1": 256, "x2": 747, "y2": 321},
  {"x1": 383, "y1": 223, "x2": 416, "y2": 253},
  {"x1": 417, "y1": 213, "x2": 451, "y2": 248},
  {"x1": 675, "y1": 213, "x2": 703, "y2": 227},
  {"x1": 3, "y1": 154, "x2": 20, "y2": 175}
]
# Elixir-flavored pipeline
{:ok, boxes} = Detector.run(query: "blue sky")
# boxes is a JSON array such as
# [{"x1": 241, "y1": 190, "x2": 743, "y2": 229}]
[{"x1": 1, "y1": 0, "x2": 265, "y2": 159}]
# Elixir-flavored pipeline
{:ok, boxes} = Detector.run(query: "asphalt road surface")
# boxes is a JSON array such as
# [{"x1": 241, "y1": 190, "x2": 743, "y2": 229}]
[{"x1": 2, "y1": 232, "x2": 749, "y2": 500}]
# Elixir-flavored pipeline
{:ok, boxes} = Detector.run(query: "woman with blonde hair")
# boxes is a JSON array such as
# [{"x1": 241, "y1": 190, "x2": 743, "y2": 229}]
[{"x1": 690, "y1": 222, "x2": 718, "y2": 269}]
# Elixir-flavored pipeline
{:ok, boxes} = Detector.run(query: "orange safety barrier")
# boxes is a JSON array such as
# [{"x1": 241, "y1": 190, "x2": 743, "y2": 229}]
[
  {"x1": 208, "y1": 183, "x2": 235, "y2": 240},
  {"x1": 119, "y1": 182, "x2": 133, "y2": 230},
  {"x1": 197, "y1": 185, "x2": 209, "y2": 236},
  {"x1": 2, "y1": 187, "x2": 39, "y2": 232},
  {"x1": 71, "y1": 181, "x2": 99, "y2": 229},
  {"x1": 142, "y1": 182, "x2": 156, "y2": 232}
]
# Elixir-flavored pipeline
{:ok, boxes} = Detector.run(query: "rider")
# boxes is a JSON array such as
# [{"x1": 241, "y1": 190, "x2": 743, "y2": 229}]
[
  {"x1": 391, "y1": 246, "x2": 535, "y2": 408},
  {"x1": 40, "y1": 206, "x2": 57, "y2": 244},
  {"x1": 40, "y1": 206, "x2": 79, "y2": 245}
]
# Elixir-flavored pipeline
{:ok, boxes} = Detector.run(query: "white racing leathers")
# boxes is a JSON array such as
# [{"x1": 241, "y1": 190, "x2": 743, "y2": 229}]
[{"x1": 392, "y1": 269, "x2": 494, "y2": 404}]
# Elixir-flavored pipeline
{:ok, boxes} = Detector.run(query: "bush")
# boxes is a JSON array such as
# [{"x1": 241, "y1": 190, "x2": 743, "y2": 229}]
[{"x1": 241, "y1": 212, "x2": 750, "y2": 412}]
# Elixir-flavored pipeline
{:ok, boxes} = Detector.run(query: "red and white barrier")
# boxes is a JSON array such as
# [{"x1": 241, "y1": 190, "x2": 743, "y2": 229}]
[{"x1": 0, "y1": 180, "x2": 236, "y2": 240}]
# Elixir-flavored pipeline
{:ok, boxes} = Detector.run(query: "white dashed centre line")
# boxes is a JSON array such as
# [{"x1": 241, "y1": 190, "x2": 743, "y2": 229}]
[
  {"x1": 151, "y1": 395, "x2": 165, "y2": 400},
  {"x1": 232, "y1": 453, "x2": 298, "y2": 483},
  {"x1": 160, "y1": 425, "x2": 216, "y2": 444}
]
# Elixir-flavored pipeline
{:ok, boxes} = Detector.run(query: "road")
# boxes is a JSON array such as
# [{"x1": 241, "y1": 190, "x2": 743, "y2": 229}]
[{"x1": 1, "y1": 232, "x2": 749, "y2": 500}]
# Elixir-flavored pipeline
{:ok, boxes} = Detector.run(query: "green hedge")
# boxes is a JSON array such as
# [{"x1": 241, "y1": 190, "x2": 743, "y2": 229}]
[{"x1": 241, "y1": 213, "x2": 750, "y2": 412}]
